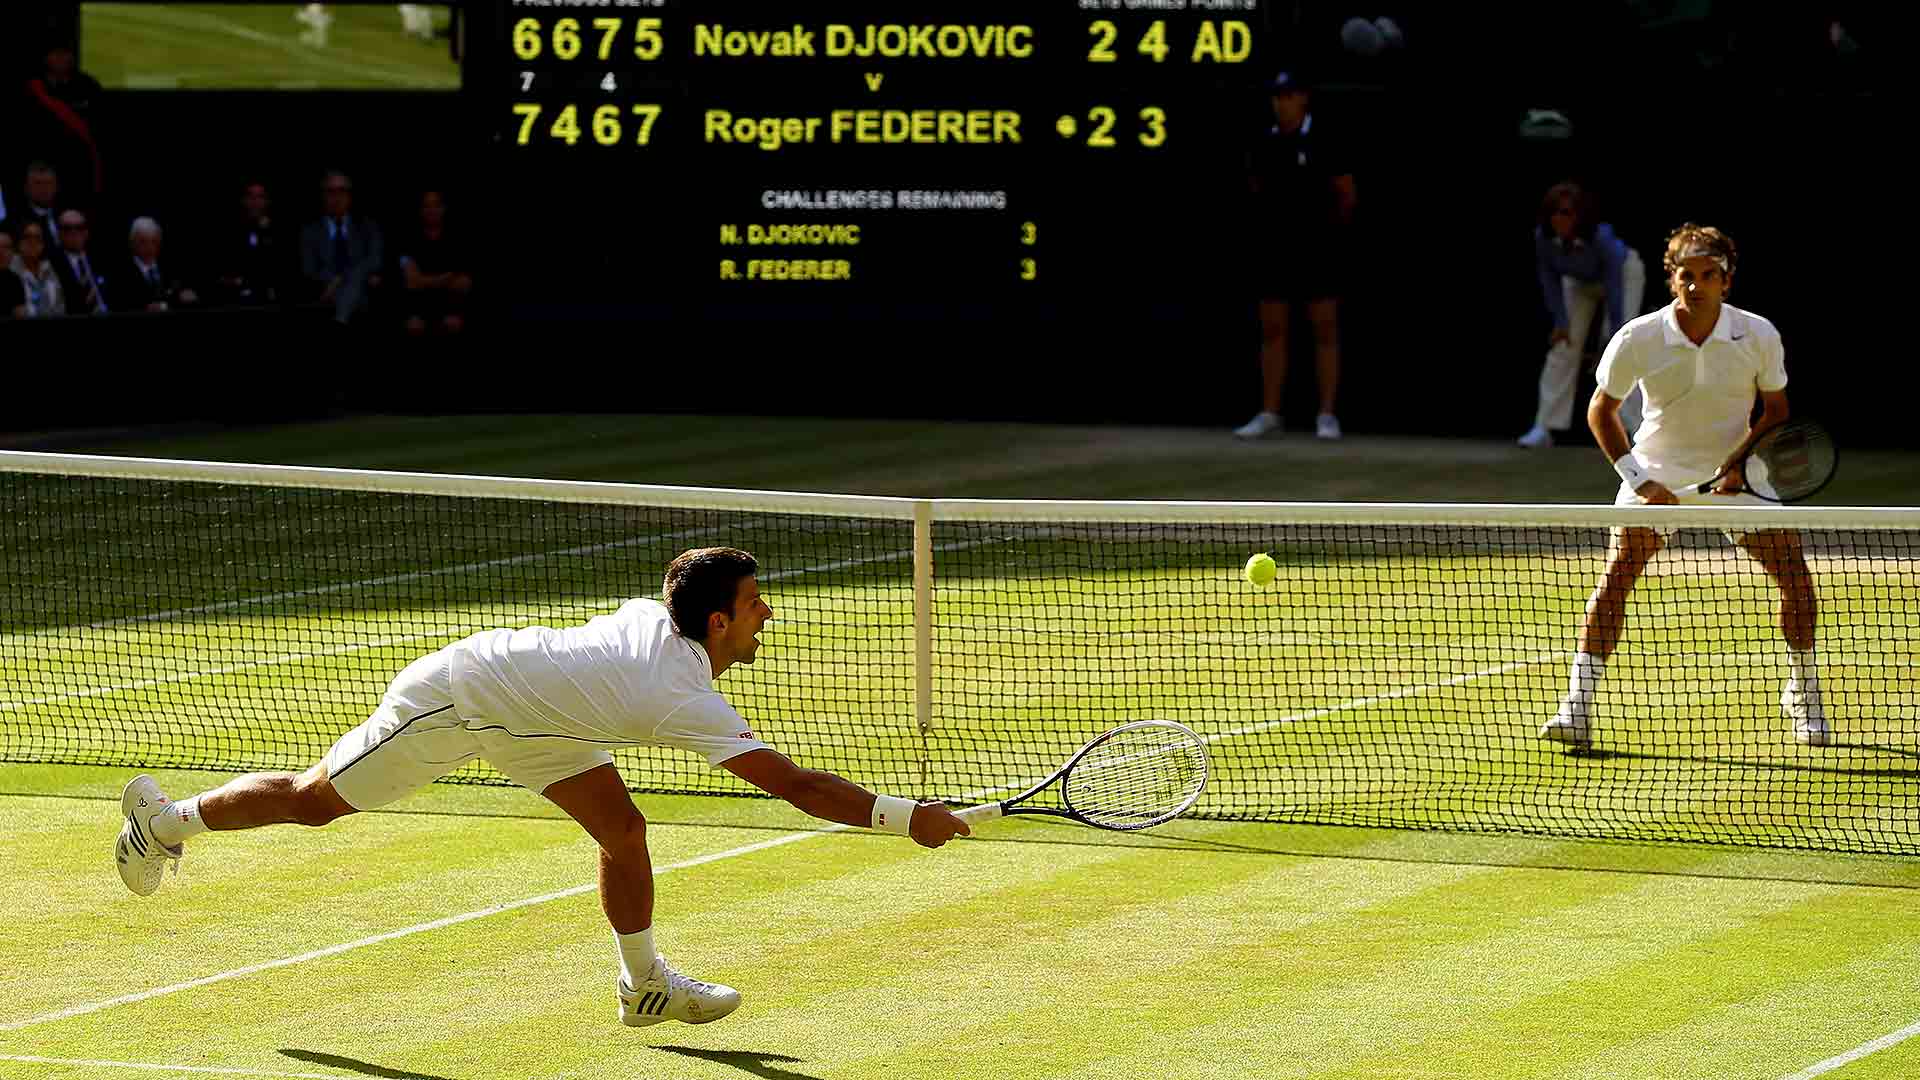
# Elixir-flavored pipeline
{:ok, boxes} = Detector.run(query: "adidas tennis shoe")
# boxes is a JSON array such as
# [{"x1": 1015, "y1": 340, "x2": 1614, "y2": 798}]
[
  {"x1": 618, "y1": 956, "x2": 742, "y2": 1028},
  {"x1": 1783, "y1": 679, "x2": 1831, "y2": 746},
  {"x1": 1539, "y1": 694, "x2": 1592, "y2": 749},
  {"x1": 116, "y1": 774, "x2": 183, "y2": 896}
]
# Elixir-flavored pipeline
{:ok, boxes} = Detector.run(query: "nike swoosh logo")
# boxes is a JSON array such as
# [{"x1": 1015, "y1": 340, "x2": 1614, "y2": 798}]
[{"x1": 1731, "y1": 334, "x2": 1745, "y2": 340}]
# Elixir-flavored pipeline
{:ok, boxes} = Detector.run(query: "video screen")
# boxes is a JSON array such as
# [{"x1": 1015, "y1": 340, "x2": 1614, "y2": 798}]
[{"x1": 80, "y1": 2, "x2": 458, "y2": 90}]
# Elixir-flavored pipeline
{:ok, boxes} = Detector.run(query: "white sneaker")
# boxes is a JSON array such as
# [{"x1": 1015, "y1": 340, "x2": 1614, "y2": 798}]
[
  {"x1": 1234, "y1": 412, "x2": 1281, "y2": 439},
  {"x1": 1315, "y1": 413, "x2": 1343, "y2": 440},
  {"x1": 1539, "y1": 695, "x2": 1592, "y2": 749},
  {"x1": 618, "y1": 956, "x2": 742, "y2": 1028},
  {"x1": 1517, "y1": 425, "x2": 1554, "y2": 449},
  {"x1": 116, "y1": 775, "x2": 183, "y2": 896},
  {"x1": 1783, "y1": 680, "x2": 1831, "y2": 746}
]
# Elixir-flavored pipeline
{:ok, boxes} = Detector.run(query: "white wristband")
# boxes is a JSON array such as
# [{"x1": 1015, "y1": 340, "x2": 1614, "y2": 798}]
[
  {"x1": 871, "y1": 795, "x2": 916, "y2": 835},
  {"x1": 1612, "y1": 453, "x2": 1649, "y2": 489}
]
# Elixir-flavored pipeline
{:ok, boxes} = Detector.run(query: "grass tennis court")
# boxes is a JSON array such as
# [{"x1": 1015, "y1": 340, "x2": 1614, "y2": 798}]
[{"x1": 4, "y1": 416, "x2": 1919, "y2": 1078}]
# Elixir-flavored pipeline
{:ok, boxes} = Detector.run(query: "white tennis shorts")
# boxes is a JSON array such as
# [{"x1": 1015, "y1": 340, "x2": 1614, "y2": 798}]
[
  {"x1": 322, "y1": 647, "x2": 613, "y2": 810},
  {"x1": 1611, "y1": 460, "x2": 1777, "y2": 544}
]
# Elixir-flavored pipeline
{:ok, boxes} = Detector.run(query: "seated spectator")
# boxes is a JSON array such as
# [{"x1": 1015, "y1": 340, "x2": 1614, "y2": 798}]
[
  {"x1": 212, "y1": 179, "x2": 287, "y2": 306},
  {"x1": 52, "y1": 208, "x2": 110, "y2": 315},
  {"x1": 13, "y1": 162, "x2": 69, "y2": 249},
  {"x1": 397, "y1": 189, "x2": 471, "y2": 335},
  {"x1": 10, "y1": 220, "x2": 65, "y2": 317},
  {"x1": 299, "y1": 170, "x2": 384, "y2": 325},
  {"x1": 115, "y1": 216, "x2": 199, "y2": 312},
  {"x1": 0, "y1": 231, "x2": 26, "y2": 318}
]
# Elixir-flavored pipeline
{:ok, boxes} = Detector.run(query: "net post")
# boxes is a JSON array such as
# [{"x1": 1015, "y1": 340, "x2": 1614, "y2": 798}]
[{"x1": 913, "y1": 499, "x2": 934, "y2": 800}]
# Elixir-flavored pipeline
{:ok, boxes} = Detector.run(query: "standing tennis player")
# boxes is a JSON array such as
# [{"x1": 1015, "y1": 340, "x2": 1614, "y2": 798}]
[
  {"x1": 114, "y1": 547, "x2": 971, "y2": 1027},
  {"x1": 1539, "y1": 223, "x2": 1829, "y2": 749}
]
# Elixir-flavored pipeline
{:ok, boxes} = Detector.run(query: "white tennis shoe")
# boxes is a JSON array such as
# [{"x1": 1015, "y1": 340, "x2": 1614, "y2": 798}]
[
  {"x1": 116, "y1": 774, "x2": 183, "y2": 896},
  {"x1": 1539, "y1": 694, "x2": 1592, "y2": 749},
  {"x1": 1783, "y1": 679, "x2": 1831, "y2": 746},
  {"x1": 1234, "y1": 412, "x2": 1281, "y2": 439},
  {"x1": 618, "y1": 956, "x2": 742, "y2": 1028}
]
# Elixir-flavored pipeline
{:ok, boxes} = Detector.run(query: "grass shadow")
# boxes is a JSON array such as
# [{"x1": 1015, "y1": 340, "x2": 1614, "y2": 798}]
[
  {"x1": 651, "y1": 1046, "x2": 822, "y2": 1080},
  {"x1": 1576, "y1": 742, "x2": 1920, "y2": 775},
  {"x1": 994, "y1": 816, "x2": 1920, "y2": 892},
  {"x1": 278, "y1": 1049, "x2": 456, "y2": 1080}
]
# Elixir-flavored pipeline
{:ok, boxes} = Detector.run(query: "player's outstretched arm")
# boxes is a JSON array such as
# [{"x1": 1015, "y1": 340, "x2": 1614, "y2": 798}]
[{"x1": 722, "y1": 748, "x2": 970, "y2": 849}]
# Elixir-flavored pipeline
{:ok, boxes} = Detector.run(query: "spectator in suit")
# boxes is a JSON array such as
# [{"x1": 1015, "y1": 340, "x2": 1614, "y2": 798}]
[
  {"x1": 398, "y1": 189, "x2": 472, "y2": 336},
  {"x1": 116, "y1": 216, "x2": 199, "y2": 312},
  {"x1": 10, "y1": 219, "x2": 65, "y2": 317},
  {"x1": 300, "y1": 170, "x2": 384, "y2": 325},
  {"x1": 52, "y1": 208, "x2": 110, "y2": 315},
  {"x1": 213, "y1": 180, "x2": 287, "y2": 306},
  {"x1": 0, "y1": 231, "x2": 27, "y2": 318},
  {"x1": 13, "y1": 162, "x2": 67, "y2": 250}
]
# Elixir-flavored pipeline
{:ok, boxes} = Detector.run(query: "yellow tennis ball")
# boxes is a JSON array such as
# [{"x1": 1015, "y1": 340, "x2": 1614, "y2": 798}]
[{"x1": 1244, "y1": 552, "x2": 1277, "y2": 586}]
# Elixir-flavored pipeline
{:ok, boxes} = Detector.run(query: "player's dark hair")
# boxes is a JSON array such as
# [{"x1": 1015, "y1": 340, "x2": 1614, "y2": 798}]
[
  {"x1": 1538, "y1": 181, "x2": 1597, "y2": 244},
  {"x1": 662, "y1": 547, "x2": 758, "y2": 641}
]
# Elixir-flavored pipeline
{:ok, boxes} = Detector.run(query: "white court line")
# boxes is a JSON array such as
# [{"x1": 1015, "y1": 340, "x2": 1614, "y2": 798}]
[
  {"x1": 0, "y1": 535, "x2": 1001, "y2": 713},
  {"x1": 0, "y1": 1054, "x2": 342, "y2": 1078},
  {"x1": 1211, "y1": 653, "x2": 1562, "y2": 742},
  {"x1": 0, "y1": 633, "x2": 450, "y2": 714},
  {"x1": 0, "y1": 634, "x2": 1506, "y2": 1033},
  {"x1": 61, "y1": 527, "x2": 712, "y2": 634},
  {"x1": 0, "y1": 826, "x2": 847, "y2": 1033},
  {"x1": 0, "y1": 538, "x2": 1020, "y2": 1030},
  {"x1": 1781, "y1": 1017, "x2": 1920, "y2": 1079}
]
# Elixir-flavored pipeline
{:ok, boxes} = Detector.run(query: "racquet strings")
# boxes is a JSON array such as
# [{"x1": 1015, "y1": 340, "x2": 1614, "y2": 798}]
[
  {"x1": 1753, "y1": 420, "x2": 1836, "y2": 501},
  {"x1": 1061, "y1": 723, "x2": 1209, "y2": 830}
]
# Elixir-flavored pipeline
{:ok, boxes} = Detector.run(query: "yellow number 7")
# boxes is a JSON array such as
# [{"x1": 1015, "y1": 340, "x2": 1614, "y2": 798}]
[
  {"x1": 512, "y1": 103, "x2": 542, "y2": 145},
  {"x1": 630, "y1": 104, "x2": 660, "y2": 144}
]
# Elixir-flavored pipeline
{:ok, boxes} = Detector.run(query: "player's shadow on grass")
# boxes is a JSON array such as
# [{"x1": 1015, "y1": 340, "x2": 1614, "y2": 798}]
[
  {"x1": 1577, "y1": 741, "x2": 1920, "y2": 773},
  {"x1": 279, "y1": 1049, "x2": 455, "y2": 1080},
  {"x1": 653, "y1": 1045, "x2": 823, "y2": 1080}
]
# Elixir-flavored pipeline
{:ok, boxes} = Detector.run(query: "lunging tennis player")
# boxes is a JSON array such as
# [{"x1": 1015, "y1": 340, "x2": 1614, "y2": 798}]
[
  {"x1": 1540, "y1": 223, "x2": 1828, "y2": 749},
  {"x1": 115, "y1": 547, "x2": 971, "y2": 1027}
]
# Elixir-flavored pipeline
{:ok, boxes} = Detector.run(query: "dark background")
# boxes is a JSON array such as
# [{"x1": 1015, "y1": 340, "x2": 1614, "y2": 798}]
[{"x1": 1, "y1": 1, "x2": 1904, "y2": 448}]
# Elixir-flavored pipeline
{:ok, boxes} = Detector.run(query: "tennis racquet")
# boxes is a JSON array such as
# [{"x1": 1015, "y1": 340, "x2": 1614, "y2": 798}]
[
  {"x1": 954, "y1": 719, "x2": 1210, "y2": 832},
  {"x1": 1691, "y1": 418, "x2": 1838, "y2": 503}
]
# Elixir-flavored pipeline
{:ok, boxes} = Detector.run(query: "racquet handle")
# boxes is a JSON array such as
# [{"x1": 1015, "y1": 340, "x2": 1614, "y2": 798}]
[{"x1": 955, "y1": 803, "x2": 1005, "y2": 824}]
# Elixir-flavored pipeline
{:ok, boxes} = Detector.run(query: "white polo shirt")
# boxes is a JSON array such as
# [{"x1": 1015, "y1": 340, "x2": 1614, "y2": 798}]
[
  {"x1": 445, "y1": 597, "x2": 771, "y2": 766},
  {"x1": 1598, "y1": 301, "x2": 1789, "y2": 480}
]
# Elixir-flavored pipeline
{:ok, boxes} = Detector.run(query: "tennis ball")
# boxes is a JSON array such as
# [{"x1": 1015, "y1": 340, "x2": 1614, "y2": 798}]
[{"x1": 1244, "y1": 552, "x2": 1277, "y2": 586}]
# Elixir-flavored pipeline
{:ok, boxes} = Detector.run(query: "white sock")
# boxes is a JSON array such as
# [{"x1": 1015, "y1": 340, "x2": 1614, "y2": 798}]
[
  {"x1": 1567, "y1": 652, "x2": 1605, "y2": 700},
  {"x1": 615, "y1": 927, "x2": 658, "y2": 989},
  {"x1": 1789, "y1": 647, "x2": 1819, "y2": 690},
  {"x1": 151, "y1": 795, "x2": 208, "y2": 846}
]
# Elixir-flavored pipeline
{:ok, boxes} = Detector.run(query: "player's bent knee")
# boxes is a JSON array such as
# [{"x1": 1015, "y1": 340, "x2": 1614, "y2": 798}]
[{"x1": 603, "y1": 815, "x2": 650, "y2": 862}]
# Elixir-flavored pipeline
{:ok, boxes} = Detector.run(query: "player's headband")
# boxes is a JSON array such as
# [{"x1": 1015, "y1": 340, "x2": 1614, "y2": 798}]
[{"x1": 1678, "y1": 245, "x2": 1731, "y2": 273}]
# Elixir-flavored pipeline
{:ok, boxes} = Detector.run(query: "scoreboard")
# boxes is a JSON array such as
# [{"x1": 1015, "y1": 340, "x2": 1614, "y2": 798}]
[{"x1": 467, "y1": 1, "x2": 1275, "y2": 303}]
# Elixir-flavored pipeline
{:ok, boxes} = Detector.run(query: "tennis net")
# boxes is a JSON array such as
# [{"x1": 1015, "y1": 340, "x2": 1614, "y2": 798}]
[{"x1": 3, "y1": 452, "x2": 1916, "y2": 854}]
